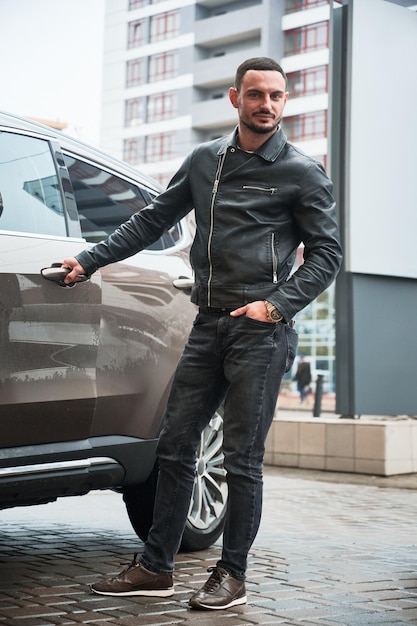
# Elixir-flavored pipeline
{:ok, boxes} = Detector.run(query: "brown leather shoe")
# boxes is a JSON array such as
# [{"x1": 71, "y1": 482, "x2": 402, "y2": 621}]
[
  {"x1": 188, "y1": 566, "x2": 247, "y2": 610},
  {"x1": 90, "y1": 553, "x2": 174, "y2": 597}
]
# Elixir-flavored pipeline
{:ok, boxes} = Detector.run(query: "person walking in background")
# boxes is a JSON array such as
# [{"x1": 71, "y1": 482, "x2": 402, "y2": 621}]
[
  {"x1": 61, "y1": 57, "x2": 342, "y2": 611},
  {"x1": 294, "y1": 355, "x2": 312, "y2": 403}
]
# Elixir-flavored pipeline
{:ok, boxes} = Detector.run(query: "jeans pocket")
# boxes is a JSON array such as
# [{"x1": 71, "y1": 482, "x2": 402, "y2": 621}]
[{"x1": 284, "y1": 325, "x2": 298, "y2": 373}]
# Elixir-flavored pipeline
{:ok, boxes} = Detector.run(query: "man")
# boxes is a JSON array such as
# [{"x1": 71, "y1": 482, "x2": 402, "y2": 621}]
[
  {"x1": 63, "y1": 57, "x2": 342, "y2": 610},
  {"x1": 294, "y1": 355, "x2": 312, "y2": 403}
]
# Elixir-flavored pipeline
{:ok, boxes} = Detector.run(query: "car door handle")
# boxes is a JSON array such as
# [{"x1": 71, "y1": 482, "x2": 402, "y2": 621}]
[
  {"x1": 173, "y1": 276, "x2": 194, "y2": 294},
  {"x1": 41, "y1": 264, "x2": 89, "y2": 288}
]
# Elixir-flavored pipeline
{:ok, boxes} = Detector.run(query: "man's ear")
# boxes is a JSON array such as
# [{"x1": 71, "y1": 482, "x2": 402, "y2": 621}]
[{"x1": 229, "y1": 87, "x2": 238, "y2": 109}]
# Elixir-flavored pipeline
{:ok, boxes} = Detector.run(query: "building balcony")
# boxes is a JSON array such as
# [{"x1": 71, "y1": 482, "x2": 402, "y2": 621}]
[
  {"x1": 194, "y1": 5, "x2": 262, "y2": 48},
  {"x1": 192, "y1": 95, "x2": 237, "y2": 130},
  {"x1": 193, "y1": 46, "x2": 264, "y2": 88}
]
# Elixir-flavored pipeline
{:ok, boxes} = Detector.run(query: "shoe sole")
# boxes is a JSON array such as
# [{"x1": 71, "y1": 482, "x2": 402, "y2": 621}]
[
  {"x1": 189, "y1": 594, "x2": 247, "y2": 610},
  {"x1": 91, "y1": 586, "x2": 175, "y2": 597}
]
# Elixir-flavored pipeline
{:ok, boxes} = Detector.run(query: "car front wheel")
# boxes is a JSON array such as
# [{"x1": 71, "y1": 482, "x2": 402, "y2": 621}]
[{"x1": 123, "y1": 407, "x2": 227, "y2": 552}]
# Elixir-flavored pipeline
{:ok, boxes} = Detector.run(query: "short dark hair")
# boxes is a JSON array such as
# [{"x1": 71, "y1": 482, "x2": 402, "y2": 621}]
[{"x1": 234, "y1": 57, "x2": 287, "y2": 91}]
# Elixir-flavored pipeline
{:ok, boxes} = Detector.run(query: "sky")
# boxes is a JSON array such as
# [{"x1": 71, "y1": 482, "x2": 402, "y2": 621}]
[{"x1": 0, "y1": 0, "x2": 105, "y2": 146}]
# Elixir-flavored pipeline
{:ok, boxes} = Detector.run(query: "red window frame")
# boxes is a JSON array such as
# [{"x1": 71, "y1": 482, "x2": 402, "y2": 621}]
[
  {"x1": 126, "y1": 59, "x2": 145, "y2": 88},
  {"x1": 149, "y1": 51, "x2": 178, "y2": 83},
  {"x1": 125, "y1": 97, "x2": 145, "y2": 127},
  {"x1": 129, "y1": 0, "x2": 146, "y2": 9},
  {"x1": 145, "y1": 133, "x2": 175, "y2": 162},
  {"x1": 284, "y1": 111, "x2": 328, "y2": 142},
  {"x1": 123, "y1": 137, "x2": 144, "y2": 165},
  {"x1": 154, "y1": 172, "x2": 172, "y2": 189},
  {"x1": 128, "y1": 20, "x2": 146, "y2": 49},
  {"x1": 285, "y1": 0, "x2": 328, "y2": 13},
  {"x1": 147, "y1": 92, "x2": 177, "y2": 123},
  {"x1": 287, "y1": 66, "x2": 328, "y2": 98},
  {"x1": 314, "y1": 155, "x2": 328, "y2": 170},
  {"x1": 285, "y1": 22, "x2": 329, "y2": 55},
  {"x1": 150, "y1": 11, "x2": 179, "y2": 43}
]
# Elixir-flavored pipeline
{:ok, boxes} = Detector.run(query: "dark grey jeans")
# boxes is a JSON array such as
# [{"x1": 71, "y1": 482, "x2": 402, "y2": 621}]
[{"x1": 140, "y1": 310, "x2": 298, "y2": 580}]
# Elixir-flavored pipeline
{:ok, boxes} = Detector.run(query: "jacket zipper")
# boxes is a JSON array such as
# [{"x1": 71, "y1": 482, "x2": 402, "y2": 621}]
[
  {"x1": 271, "y1": 233, "x2": 278, "y2": 283},
  {"x1": 207, "y1": 151, "x2": 227, "y2": 306},
  {"x1": 243, "y1": 185, "x2": 278, "y2": 194}
]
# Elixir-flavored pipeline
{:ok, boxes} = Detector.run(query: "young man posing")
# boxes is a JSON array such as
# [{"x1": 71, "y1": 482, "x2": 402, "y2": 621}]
[{"x1": 63, "y1": 57, "x2": 342, "y2": 610}]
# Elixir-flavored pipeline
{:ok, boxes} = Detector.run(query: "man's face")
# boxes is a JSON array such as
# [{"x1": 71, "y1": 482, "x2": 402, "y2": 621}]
[{"x1": 229, "y1": 69, "x2": 288, "y2": 135}]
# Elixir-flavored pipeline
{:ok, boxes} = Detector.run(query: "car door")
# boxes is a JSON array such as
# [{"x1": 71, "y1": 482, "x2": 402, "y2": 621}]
[
  {"x1": 62, "y1": 151, "x2": 196, "y2": 442},
  {"x1": 0, "y1": 128, "x2": 101, "y2": 447}
]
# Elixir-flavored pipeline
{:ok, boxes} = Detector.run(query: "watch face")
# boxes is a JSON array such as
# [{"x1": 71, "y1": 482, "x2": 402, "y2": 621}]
[
  {"x1": 270, "y1": 309, "x2": 282, "y2": 321},
  {"x1": 264, "y1": 301, "x2": 283, "y2": 322}
]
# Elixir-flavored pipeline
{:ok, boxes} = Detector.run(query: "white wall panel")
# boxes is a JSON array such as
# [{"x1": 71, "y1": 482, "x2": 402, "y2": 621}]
[{"x1": 346, "y1": 0, "x2": 417, "y2": 279}]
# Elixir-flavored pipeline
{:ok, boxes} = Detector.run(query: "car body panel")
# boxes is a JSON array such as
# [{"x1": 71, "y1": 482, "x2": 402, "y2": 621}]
[
  {"x1": 0, "y1": 110, "x2": 195, "y2": 498},
  {"x1": 0, "y1": 232, "x2": 101, "y2": 447},
  {"x1": 92, "y1": 258, "x2": 196, "y2": 440}
]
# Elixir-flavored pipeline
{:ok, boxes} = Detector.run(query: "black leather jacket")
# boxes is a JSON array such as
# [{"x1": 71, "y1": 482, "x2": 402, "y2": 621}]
[{"x1": 76, "y1": 127, "x2": 342, "y2": 322}]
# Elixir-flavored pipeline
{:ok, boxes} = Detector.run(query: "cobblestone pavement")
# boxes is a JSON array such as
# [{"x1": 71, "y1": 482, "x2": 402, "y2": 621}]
[{"x1": 1, "y1": 466, "x2": 417, "y2": 625}]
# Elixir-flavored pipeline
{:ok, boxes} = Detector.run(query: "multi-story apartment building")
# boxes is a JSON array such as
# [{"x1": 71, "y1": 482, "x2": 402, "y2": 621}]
[
  {"x1": 100, "y1": 0, "x2": 338, "y2": 391},
  {"x1": 101, "y1": 0, "x2": 332, "y2": 180}
]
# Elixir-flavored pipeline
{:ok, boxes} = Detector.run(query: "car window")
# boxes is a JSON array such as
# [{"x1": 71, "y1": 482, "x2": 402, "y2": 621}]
[
  {"x1": 0, "y1": 131, "x2": 66, "y2": 236},
  {"x1": 64, "y1": 154, "x2": 182, "y2": 251}
]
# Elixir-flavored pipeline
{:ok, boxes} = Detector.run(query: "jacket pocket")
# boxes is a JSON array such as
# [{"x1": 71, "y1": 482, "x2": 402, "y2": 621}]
[{"x1": 242, "y1": 185, "x2": 278, "y2": 194}]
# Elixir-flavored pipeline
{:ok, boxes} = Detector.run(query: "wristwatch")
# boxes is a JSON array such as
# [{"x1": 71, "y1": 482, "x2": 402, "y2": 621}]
[{"x1": 264, "y1": 301, "x2": 284, "y2": 323}]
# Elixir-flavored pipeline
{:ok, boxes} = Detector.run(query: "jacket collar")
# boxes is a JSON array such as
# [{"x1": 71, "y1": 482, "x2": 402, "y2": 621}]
[{"x1": 218, "y1": 126, "x2": 287, "y2": 162}]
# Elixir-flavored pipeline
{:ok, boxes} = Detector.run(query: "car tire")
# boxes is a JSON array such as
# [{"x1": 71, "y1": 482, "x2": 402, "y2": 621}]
[{"x1": 122, "y1": 406, "x2": 227, "y2": 552}]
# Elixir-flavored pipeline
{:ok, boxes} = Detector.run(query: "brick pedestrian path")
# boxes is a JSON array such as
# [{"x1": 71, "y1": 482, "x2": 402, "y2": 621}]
[{"x1": 0, "y1": 467, "x2": 417, "y2": 625}]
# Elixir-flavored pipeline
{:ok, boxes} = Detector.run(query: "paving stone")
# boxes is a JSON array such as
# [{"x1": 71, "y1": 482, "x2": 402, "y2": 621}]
[{"x1": 1, "y1": 467, "x2": 417, "y2": 624}]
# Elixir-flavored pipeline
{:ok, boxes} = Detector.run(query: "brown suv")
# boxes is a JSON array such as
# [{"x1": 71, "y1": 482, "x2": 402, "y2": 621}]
[{"x1": 0, "y1": 111, "x2": 227, "y2": 550}]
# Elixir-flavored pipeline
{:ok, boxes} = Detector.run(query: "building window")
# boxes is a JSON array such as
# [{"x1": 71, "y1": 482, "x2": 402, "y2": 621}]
[
  {"x1": 149, "y1": 51, "x2": 178, "y2": 83},
  {"x1": 123, "y1": 137, "x2": 145, "y2": 165},
  {"x1": 284, "y1": 111, "x2": 327, "y2": 142},
  {"x1": 287, "y1": 66, "x2": 328, "y2": 98},
  {"x1": 291, "y1": 284, "x2": 336, "y2": 392},
  {"x1": 285, "y1": 0, "x2": 328, "y2": 13},
  {"x1": 150, "y1": 11, "x2": 179, "y2": 43},
  {"x1": 285, "y1": 22, "x2": 328, "y2": 55},
  {"x1": 147, "y1": 92, "x2": 177, "y2": 122},
  {"x1": 146, "y1": 133, "x2": 175, "y2": 162},
  {"x1": 128, "y1": 20, "x2": 146, "y2": 49},
  {"x1": 129, "y1": 0, "x2": 147, "y2": 9},
  {"x1": 154, "y1": 172, "x2": 173, "y2": 189},
  {"x1": 314, "y1": 155, "x2": 327, "y2": 170},
  {"x1": 125, "y1": 97, "x2": 145, "y2": 127},
  {"x1": 126, "y1": 58, "x2": 145, "y2": 88}
]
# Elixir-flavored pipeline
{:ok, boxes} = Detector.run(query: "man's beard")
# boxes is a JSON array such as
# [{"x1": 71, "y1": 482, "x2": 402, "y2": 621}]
[{"x1": 241, "y1": 116, "x2": 280, "y2": 135}]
